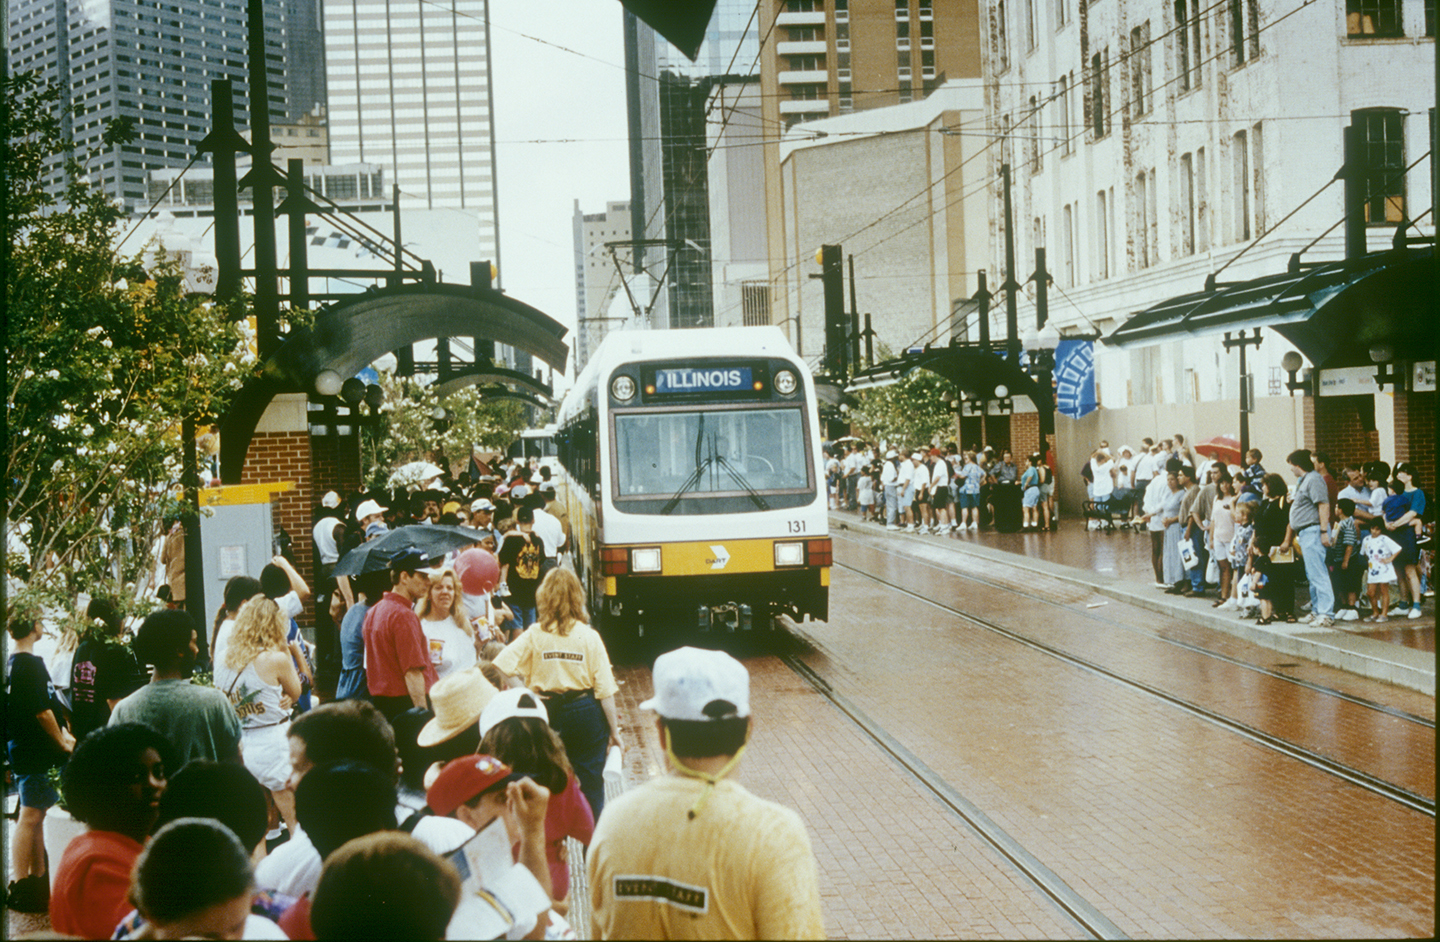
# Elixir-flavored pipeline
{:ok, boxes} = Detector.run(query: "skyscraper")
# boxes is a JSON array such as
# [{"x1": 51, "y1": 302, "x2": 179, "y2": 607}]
[
  {"x1": 6, "y1": 0, "x2": 324, "y2": 211},
  {"x1": 624, "y1": 1, "x2": 759, "y2": 330},
  {"x1": 322, "y1": 0, "x2": 499, "y2": 256}
]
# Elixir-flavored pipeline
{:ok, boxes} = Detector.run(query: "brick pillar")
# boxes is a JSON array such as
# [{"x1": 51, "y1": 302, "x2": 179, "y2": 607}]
[
  {"x1": 1010, "y1": 411, "x2": 1040, "y2": 459},
  {"x1": 1312, "y1": 395, "x2": 1380, "y2": 470},
  {"x1": 1393, "y1": 388, "x2": 1436, "y2": 495},
  {"x1": 239, "y1": 393, "x2": 315, "y2": 629}
]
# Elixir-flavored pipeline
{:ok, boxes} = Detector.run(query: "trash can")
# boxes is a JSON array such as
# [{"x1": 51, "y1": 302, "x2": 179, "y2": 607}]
[{"x1": 991, "y1": 482, "x2": 1023, "y2": 533}]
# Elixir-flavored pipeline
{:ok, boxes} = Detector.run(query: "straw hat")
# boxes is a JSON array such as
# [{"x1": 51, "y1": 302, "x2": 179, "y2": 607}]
[{"x1": 416, "y1": 667, "x2": 498, "y2": 747}]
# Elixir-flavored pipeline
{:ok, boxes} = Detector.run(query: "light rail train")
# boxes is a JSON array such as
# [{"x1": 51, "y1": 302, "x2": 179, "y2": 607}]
[{"x1": 553, "y1": 327, "x2": 830, "y2": 637}]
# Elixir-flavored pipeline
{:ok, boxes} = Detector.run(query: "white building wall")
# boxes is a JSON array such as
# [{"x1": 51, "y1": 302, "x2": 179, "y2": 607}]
[{"x1": 982, "y1": 0, "x2": 1434, "y2": 505}]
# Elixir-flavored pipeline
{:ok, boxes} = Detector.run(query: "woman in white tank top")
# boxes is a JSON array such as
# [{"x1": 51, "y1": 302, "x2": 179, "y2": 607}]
[{"x1": 214, "y1": 596, "x2": 302, "y2": 836}]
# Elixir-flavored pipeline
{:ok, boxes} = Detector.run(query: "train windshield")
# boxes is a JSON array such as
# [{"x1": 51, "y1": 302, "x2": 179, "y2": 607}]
[{"x1": 613, "y1": 406, "x2": 814, "y2": 512}]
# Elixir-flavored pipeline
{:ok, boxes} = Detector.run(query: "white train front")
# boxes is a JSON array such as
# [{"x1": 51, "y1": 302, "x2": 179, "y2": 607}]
[{"x1": 554, "y1": 326, "x2": 831, "y2": 636}]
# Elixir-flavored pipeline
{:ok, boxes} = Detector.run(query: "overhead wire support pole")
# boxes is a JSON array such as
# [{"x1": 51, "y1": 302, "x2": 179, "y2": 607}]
[
  {"x1": 243, "y1": 0, "x2": 279, "y2": 359},
  {"x1": 1223, "y1": 329, "x2": 1263, "y2": 460},
  {"x1": 1001, "y1": 163, "x2": 1021, "y2": 365},
  {"x1": 848, "y1": 254, "x2": 861, "y2": 381},
  {"x1": 197, "y1": 79, "x2": 248, "y2": 303}
]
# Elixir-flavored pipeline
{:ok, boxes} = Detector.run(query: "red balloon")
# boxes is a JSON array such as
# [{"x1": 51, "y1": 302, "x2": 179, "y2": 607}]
[{"x1": 456, "y1": 548, "x2": 500, "y2": 595}]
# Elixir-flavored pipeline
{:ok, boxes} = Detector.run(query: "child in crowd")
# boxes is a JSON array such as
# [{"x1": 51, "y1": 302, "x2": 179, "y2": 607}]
[
  {"x1": 857, "y1": 465, "x2": 876, "y2": 523},
  {"x1": 1361, "y1": 516, "x2": 1402, "y2": 622},
  {"x1": 1328, "y1": 498, "x2": 1363, "y2": 621},
  {"x1": 1229, "y1": 501, "x2": 1257, "y2": 614},
  {"x1": 1240, "y1": 449, "x2": 1266, "y2": 500}
]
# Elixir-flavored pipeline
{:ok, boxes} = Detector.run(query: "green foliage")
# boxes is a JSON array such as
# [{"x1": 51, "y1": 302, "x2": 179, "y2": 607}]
[
  {"x1": 846, "y1": 346, "x2": 956, "y2": 449},
  {"x1": 5, "y1": 71, "x2": 252, "y2": 600},
  {"x1": 360, "y1": 373, "x2": 534, "y2": 489}
]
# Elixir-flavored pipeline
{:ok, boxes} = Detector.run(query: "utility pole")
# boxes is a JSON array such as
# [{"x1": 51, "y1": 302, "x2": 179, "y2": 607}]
[
  {"x1": 243, "y1": 0, "x2": 279, "y2": 359},
  {"x1": 817, "y1": 244, "x2": 846, "y2": 377},
  {"x1": 1033, "y1": 248, "x2": 1054, "y2": 455},
  {"x1": 1224, "y1": 329, "x2": 1263, "y2": 458},
  {"x1": 1001, "y1": 164, "x2": 1021, "y2": 365},
  {"x1": 847, "y1": 254, "x2": 861, "y2": 377},
  {"x1": 976, "y1": 270, "x2": 990, "y2": 352},
  {"x1": 197, "y1": 79, "x2": 246, "y2": 302}
]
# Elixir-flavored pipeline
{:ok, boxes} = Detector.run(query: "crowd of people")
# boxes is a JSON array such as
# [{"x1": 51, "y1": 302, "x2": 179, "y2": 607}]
[
  {"x1": 826, "y1": 441, "x2": 1056, "y2": 533},
  {"x1": 7, "y1": 446, "x2": 827, "y2": 939}
]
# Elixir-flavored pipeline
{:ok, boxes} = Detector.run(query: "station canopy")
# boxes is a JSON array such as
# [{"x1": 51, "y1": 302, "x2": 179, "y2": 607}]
[{"x1": 1104, "y1": 246, "x2": 1435, "y2": 370}]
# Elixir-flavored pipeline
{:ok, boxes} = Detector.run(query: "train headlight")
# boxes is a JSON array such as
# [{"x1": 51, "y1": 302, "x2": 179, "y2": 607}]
[
  {"x1": 630, "y1": 547, "x2": 662, "y2": 573},
  {"x1": 611, "y1": 375, "x2": 637, "y2": 401},
  {"x1": 774, "y1": 541, "x2": 805, "y2": 568},
  {"x1": 774, "y1": 369, "x2": 798, "y2": 396}
]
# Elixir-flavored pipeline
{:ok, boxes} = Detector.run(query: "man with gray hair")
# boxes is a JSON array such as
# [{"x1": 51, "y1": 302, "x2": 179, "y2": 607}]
[{"x1": 586, "y1": 647, "x2": 823, "y2": 939}]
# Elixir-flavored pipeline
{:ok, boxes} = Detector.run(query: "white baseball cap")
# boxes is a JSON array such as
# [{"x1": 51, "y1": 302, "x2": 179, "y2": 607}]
[
  {"x1": 478, "y1": 686, "x2": 549, "y2": 738},
  {"x1": 470, "y1": 498, "x2": 495, "y2": 513},
  {"x1": 640, "y1": 646, "x2": 750, "y2": 721},
  {"x1": 885, "y1": 449, "x2": 898, "y2": 459},
  {"x1": 321, "y1": 490, "x2": 341, "y2": 509},
  {"x1": 355, "y1": 498, "x2": 386, "y2": 521}
]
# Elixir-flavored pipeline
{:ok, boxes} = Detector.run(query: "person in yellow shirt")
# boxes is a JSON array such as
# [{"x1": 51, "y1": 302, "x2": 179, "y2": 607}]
[{"x1": 586, "y1": 647, "x2": 824, "y2": 940}]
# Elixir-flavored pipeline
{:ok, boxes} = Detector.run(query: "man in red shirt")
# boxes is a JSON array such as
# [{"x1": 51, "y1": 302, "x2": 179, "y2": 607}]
[{"x1": 363, "y1": 551, "x2": 442, "y2": 720}]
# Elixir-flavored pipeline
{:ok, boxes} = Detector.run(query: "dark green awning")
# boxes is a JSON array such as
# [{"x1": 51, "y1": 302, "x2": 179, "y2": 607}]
[{"x1": 1104, "y1": 247, "x2": 1435, "y2": 369}]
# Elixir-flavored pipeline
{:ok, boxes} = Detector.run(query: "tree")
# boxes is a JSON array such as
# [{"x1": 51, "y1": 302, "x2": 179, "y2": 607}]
[
  {"x1": 4, "y1": 72, "x2": 251, "y2": 602},
  {"x1": 845, "y1": 347, "x2": 954, "y2": 449},
  {"x1": 360, "y1": 373, "x2": 537, "y2": 489}
]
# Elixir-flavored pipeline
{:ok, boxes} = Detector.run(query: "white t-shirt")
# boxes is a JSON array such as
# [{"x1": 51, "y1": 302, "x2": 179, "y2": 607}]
[
  {"x1": 531, "y1": 507, "x2": 566, "y2": 556},
  {"x1": 1132, "y1": 452, "x2": 1157, "y2": 482},
  {"x1": 1091, "y1": 458, "x2": 1116, "y2": 499},
  {"x1": 421, "y1": 616, "x2": 477, "y2": 681},
  {"x1": 930, "y1": 459, "x2": 950, "y2": 488},
  {"x1": 254, "y1": 814, "x2": 473, "y2": 898},
  {"x1": 312, "y1": 516, "x2": 343, "y2": 565}
]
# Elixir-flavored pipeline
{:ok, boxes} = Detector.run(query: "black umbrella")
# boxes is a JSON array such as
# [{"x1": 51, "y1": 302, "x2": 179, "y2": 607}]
[{"x1": 333, "y1": 524, "x2": 490, "y2": 578}]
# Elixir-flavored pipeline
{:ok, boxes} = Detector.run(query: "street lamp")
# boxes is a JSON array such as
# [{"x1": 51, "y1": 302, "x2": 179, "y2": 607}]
[
  {"x1": 1281, "y1": 350, "x2": 1310, "y2": 396},
  {"x1": 1370, "y1": 342, "x2": 1403, "y2": 391},
  {"x1": 314, "y1": 369, "x2": 343, "y2": 397}
]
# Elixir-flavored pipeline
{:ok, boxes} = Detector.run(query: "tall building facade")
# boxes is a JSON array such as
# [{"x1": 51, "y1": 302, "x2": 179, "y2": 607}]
[
  {"x1": 624, "y1": 1, "x2": 759, "y2": 330},
  {"x1": 982, "y1": 0, "x2": 1435, "y2": 506},
  {"x1": 757, "y1": 0, "x2": 981, "y2": 133},
  {"x1": 5, "y1": 0, "x2": 318, "y2": 211},
  {"x1": 571, "y1": 200, "x2": 633, "y2": 373},
  {"x1": 323, "y1": 0, "x2": 498, "y2": 234}
]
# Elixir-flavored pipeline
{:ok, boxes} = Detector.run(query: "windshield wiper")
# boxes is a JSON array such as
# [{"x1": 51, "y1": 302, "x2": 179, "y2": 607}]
[
  {"x1": 661, "y1": 417, "x2": 709, "y2": 515},
  {"x1": 714, "y1": 454, "x2": 771, "y2": 511}
]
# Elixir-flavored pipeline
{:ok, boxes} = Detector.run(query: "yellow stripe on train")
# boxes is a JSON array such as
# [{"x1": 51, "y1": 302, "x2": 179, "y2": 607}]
[{"x1": 629, "y1": 538, "x2": 791, "y2": 577}]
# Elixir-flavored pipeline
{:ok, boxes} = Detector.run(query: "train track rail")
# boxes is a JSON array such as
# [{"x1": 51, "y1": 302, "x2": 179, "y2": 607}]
[
  {"x1": 834, "y1": 531, "x2": 1435, "y2": 730},
  {"x1": 825, "y1": 559, "x2": 1435, "y2": 818}
]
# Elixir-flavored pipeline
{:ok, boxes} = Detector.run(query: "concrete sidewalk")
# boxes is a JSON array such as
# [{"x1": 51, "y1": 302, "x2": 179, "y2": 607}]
[{"x1": 832, "y1": 512, "x2": 1436, "y2": 695}]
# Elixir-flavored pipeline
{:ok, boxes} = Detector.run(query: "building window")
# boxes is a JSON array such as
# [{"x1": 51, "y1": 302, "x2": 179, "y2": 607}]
[
  {"x1": 1096, "y1": 190, "x2": 1110, "y2": 280},
  {"x1": 1058, "y1": 0, "x2": 1068, "y2": 28},
  {"x1": 895, "y1": 0, "x2": 909, "y2": 18},
  {"x1": 899, "y1": 81, "x2": 913, "y2": 102},
  {"x1": 1180, "y1": 152, "x2": 1196, "y2": 255},
  {"x1": 1089, "y1": 49, "x2": 1108, "y2": 139},
  {"x1": 784, "y1": 0, "x2": 823, "y2": 12},
  {"x1": 1000, "y1": 115, "x2": 1013, "y2": 169},
  {"x1": 1251, "y1": 121, "x2": 1265, "y2": 234},
  {"x1": 995, "y1": 0, "x2": 1010, "y2": 71},
  {"x1": 1028, "y1": 95, "x2": 1042, "y2": 172},
  {"x1": 1228, "y1": 0, "x2": 1260, "y2": 64},
  {"x1": 1175, "y1": 0, "x2": 1201, "y2": 92},
  {"x1": 1136, "y1": 171, "x2": 1151, "y2": 268},
  {"x1": 834, "y1": 0, "x2": 848, "y2": 19},
  {"x1": 921, "y1": 49, "x2": 935, "y2": 75},
  {"x1": 741, "y1": 282, "x2": 771, "y2": 327},
  {"x1": 1061, "y1": 203, "x2": 1075, "y2": 286},
  {"x1": 1354, "y1": 108, "x2": 1406, "y2": 223},
  {"x1": 1426, "y1": 0, "x2": 1435, "y2": 36},
  {"x1": 1129, "y1": 21, "x2": 1151, "y2": 117},
  {"x1": 1025, "y1": 0, "x2": 1036, "y2": 50},
  {"x1": 1195, "y1": 146, "x2": 1209, "y2": 252},
  {"x1": 787, "y1": 26, "x2": 821, "y2": 41},
  {"x1": 897, "y1": 49, "x2": 911, "y2": 69},
  {"x1": 1057, "y1": 74, "x2": 1072, "y2": 155},
  {"x1": 1347, "y1": 0, "x2": 1403, "y2": 36},
  {"x1": 1232, "y1": 129, "x2": 1250, "y2": 241},
  {"x1": 788, "y1": 54, "x2": 826, "y2": 71}
]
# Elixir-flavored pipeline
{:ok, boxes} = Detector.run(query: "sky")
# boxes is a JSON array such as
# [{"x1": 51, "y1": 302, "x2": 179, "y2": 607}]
[{"x1": 488, "y1": 0, "x2": 635, "y2": 374}]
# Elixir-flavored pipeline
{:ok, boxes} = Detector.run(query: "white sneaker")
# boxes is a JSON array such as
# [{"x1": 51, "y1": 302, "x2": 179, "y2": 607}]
[
  {"x1": 1217, "y1": 598, "x2": 1236, "y2": 610},
  {"x1": 968, "y1": 522, "x2": 978, "y2": 530},
  {"x1": 885, "y1": 524, "x2": 900, "y2": 531},
  {"x1": 1301, "y1": 601, "x2": 1312, "y2": 612},
  {"x1": 1407, "y1": 606, "x2": 1422, "y2": 620},
  {"x1": 1338, "y1": 609, "x2": 1359, "y2": 621},
  {"x1": 904, "y1": 524, "x2": 915, "y2": 532}
]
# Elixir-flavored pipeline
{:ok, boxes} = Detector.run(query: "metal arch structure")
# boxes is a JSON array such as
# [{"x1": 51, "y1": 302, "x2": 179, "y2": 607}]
[
  {"x1": 431, "y1": 367, "x2": 555, "y2": 404},
  {"x1": 445, "y1": 385, "x2": 552, "y2": 412},
  {"x1": 847, "y1": 343, "x2": 1057, "y2": 438},
  {"x1": 219, "y1": 282, "x2": 569, "y2": 483}
]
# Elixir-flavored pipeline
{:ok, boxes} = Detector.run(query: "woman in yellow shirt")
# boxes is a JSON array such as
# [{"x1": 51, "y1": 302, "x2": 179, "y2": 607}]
[{"x1": 492, "y1": 569, "x2": 622, "y2": 819}]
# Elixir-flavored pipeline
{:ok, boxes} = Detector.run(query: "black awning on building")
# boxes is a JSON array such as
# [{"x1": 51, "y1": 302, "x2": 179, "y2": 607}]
[
  {"x1": 619, "y1": 0, "x2": 718, "y2": 61},
  {"x1": 1104, "y1": 247, "x2": 1436, "y2": 369}
]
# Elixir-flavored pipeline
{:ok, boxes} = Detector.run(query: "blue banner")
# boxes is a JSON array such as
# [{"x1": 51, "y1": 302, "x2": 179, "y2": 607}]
[
  {"x1": 1054, "y1": 340, "x2": 1097, "y2": 419},
  {"x1": 654, "y1": 366, "x2": 753, "y2": 394}
]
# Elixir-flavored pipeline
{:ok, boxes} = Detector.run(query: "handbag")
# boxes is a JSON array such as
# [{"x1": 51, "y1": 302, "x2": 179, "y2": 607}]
[
  {"x1": 1268, "y1": 544, "x2": 1295, "y2": 564},
  {"x1": 1178, "y1": 538, "x2": 1199, "y2": 571},
  {"x1": 1205, "y1": 554, "x2": 1220, "y2": 585}
]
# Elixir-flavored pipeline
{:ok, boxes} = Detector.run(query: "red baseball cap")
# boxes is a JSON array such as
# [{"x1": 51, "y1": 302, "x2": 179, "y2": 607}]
[{"x1": 425, "y1": 755, "x2": 515, "y2": 816}]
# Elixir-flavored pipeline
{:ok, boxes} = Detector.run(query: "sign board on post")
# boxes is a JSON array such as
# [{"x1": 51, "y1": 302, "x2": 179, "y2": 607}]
[
  {"x1": 1412, "y1": 361, "x2": 1436, "y2": 392},
  {"x1": 1317, "y1": 366, "x2": 1381, "y2": 397},
  {"x1": 196, "y1": 482, "x2": 294, "y2": 646}
]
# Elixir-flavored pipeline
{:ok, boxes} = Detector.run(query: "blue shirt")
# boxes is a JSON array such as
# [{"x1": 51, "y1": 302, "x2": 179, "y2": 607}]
[{"x1": 960, "y1": 463, "x2": 984, "y2": 495}]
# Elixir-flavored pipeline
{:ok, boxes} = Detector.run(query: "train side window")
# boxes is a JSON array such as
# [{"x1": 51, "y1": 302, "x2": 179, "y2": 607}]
[{"x1": 559, "y1": 405, "x2": 600, "y2": 500}]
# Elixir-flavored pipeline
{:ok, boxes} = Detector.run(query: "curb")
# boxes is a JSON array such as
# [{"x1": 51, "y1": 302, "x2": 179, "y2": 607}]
[{"x1": 831, "y1": 514, "x2": 1435, "y2": 696}]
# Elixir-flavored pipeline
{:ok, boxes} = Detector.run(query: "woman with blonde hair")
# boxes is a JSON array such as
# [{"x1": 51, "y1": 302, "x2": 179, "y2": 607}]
[
  {"x1": 414, "y1": 568, "x2": 477, "y2": 681},
  {"x1": 212, "y1": 596, "x2": 302, "y2": 837},
  {"x1": 492, "y1": 568, "x2": 621, "y2": 819}
]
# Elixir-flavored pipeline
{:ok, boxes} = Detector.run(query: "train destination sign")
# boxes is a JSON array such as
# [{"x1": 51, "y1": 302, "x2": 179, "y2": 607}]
[{"x1": 654, "y1": 366, "x2": 755, "y2": 394}]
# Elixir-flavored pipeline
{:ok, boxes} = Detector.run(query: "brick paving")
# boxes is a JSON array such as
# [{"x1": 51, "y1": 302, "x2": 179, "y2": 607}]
[{"x1": 784, "y1": 537, "x2": 1436, "y2": 938}]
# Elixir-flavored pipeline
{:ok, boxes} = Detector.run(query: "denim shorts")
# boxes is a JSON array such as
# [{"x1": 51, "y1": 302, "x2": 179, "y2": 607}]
[
  {"x1": 957, "y1": 492, "x2": 978, "y2": 509},
  {"x1": 15, "y1": 771, "x2": 59, "y2": 811}
]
